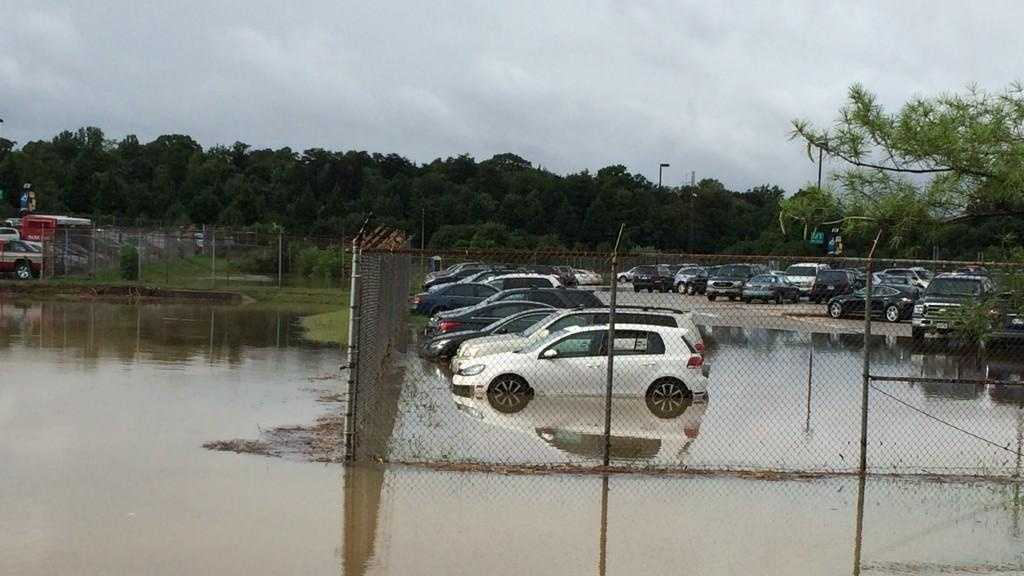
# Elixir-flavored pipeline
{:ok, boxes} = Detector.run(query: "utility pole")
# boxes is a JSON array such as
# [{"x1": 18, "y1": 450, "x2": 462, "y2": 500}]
[{"x1": 658, "y1": 163, "x2": 670, "y2": 190}]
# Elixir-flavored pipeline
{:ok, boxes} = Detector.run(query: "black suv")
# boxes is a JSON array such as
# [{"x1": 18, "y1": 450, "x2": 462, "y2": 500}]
[
  {"x1": 808, "y1": 269, "x2": 860, "y2": 303},
  {"x1": 631, "y1": 265, "x2": 674, "y2": 292},
  {"x1": 912, "y1": 273, "x2": 995, "y2": 340},
  {"x1": 706, "y1": 264, "x2": 764, "y2": 301}
]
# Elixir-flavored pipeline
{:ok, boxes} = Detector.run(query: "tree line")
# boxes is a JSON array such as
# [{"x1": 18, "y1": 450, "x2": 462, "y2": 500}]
[{"x1": 0, "y1": 114, "x2": 1020, "y2": 260}]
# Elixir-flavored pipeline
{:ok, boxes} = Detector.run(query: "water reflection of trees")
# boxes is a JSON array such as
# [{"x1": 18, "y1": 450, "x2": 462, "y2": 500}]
[{"x1": 0, "y1": 300, "x2": 327, "y2": 364}]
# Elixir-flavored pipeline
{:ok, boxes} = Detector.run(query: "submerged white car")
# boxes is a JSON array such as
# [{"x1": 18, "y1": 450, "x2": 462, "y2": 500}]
[
  {"x1": 451, "y1": 307, "x2": 704, "y2": 372},
  {"x1": 451, "y1": 324, "x2": 709, "y2": 417}
]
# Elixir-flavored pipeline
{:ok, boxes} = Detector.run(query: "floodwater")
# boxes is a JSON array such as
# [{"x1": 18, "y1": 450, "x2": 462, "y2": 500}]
[{"x1": 3, "y1": 300, "x2": 1023, "y2": 575}]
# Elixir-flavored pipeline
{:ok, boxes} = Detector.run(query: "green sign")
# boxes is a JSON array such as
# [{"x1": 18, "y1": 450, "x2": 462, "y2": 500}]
[{"x1": 810, "y1": 230, "x2": 825, "y2": 245}]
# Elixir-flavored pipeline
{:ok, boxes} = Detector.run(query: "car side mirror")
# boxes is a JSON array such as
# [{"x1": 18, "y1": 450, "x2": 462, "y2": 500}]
[{"x1": 541, "y1": 349, "x2": 558, "y2": 359}]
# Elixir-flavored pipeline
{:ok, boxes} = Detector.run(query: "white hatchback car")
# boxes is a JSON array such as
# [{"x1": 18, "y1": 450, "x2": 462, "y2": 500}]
[{"x1": 452, "y1": 324, "x2": 709, "y2": 417}]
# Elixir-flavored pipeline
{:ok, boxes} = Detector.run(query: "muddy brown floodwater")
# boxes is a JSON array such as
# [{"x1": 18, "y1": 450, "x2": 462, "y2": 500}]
[{"x1": 2, "y1": 300, "x2": 1022, "y2": 575}]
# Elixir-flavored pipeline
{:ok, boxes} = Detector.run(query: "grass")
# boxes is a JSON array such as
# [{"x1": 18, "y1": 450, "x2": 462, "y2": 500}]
[{"x1": 299, "y1": 308, "x2": 350, "y2": 346}]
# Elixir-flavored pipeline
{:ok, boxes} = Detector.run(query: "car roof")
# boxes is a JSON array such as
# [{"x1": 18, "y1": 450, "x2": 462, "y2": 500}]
[
  {"x1": 548, "y1": 306, "x2": 688, "y2": 317},
  {"x1": 560, "y1": 323, "x2": 692, "y2": 335}
]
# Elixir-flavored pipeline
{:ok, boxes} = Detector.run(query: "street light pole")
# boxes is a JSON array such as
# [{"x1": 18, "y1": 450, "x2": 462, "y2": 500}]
[{"x1": 658, "y1": 162, "x2": 670, "y2": 190}]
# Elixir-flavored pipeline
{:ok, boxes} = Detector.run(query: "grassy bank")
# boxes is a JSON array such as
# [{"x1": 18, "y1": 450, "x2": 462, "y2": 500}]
[{"x1": 299, "y1": 309, "x2": 350, "y2": 346}]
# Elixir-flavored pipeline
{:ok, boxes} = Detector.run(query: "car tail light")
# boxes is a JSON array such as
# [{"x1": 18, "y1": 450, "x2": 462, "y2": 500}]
[
  {"x1": 686, "y1": 355, "x2": 704, "y2": 369},
  {"x1": 438, "y1": 320, "x2": 462, "y2": 333},
  {"x1": 694, "y1": 340, "x2": 705, "y2": 354}
]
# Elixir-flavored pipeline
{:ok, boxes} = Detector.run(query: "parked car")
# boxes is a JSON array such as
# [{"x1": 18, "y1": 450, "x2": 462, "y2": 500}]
[
  {"x1": 460, "y1": 267, "x2": 521, "y2": 284},
  {"x1": 706, "y1": 264, "x2": 764, "y2": 301},
  {"x1": 424, "y1": 265, "x2": 491, "y2": 291},
  {"x1": 410, "y1": 282, "x2": 500, "y2": 315},
  {"x1": 481, "y1": 287, "x2": 604, "y2": 309},
  {"x1": 0, "y1": 226, "x2": 20, "y2": 242},
  {"x1": 631, "y1": 265, "x2": 674, "y2": 293},
  {"x1": 486, "y1": 273, "x2": 562, "y2": 290},
  {"x1": 0, "y1": 240, "x2": 44, "y2": 279},
  {"x1": 525, "y1": 265, "x2": 576, "y2": 287},
  {"x1": 420, "y1": 308, "x2": 556, "y2": 361},
  {"x1": 808, "y1": 269, "x2": 859, "y2": 303},
  {"x1": 954, "y1": 266, "x2": 990, "y2": 277},
  {"x1": 451, "y1": 392, "x2": 708, "y2": 458},
  {"x1": 451, "y1": 306, "x2": 704, "y2": 372},
  {"x1": 617, "y1": 266, "x2": 643, "y2": 283},
  {"x1": 742, "y1": 274, "x2": 801, "y2": 304},
  {"x1": 673, "y1": 266, "x2": 708, "y2": 294},
  {"x1": 424, "y1": 301, "x2": 555, "y2": 337},
  {"x1": 826, "y1": 285, "x2": 918, "y2": 322},
  {"x1": 880, "y1": 268, "x2": 931, "y2": 290},
  {"x1": 2, "y1": 218, "x2": 21, "y2": 228},
  {"x1": 451, "y1": 324, "x2": 709, "y2": 416},
  {"x1": 873, "y1": 273, "x2": 922, "y2": 299},
  {"x1": 573, "y1": 269, "x2": 603, "y2": 286},
  {"x1": 784, "y1": 263, "x2": 831, "y2": 296},
  {"x1": 425, "y1": 261, "x2": 485, "y2": 284},
  {"x1": 912, "y1": 273, "x2": 995, "y2": 340}
]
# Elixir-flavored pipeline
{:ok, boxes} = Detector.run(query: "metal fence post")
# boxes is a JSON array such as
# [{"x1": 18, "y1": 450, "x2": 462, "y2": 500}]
[
  {"x1": 211, "y1": 228, "x2": 216, "y2": 288},
  {"x1": 603, "y1": 224, "x2": 626, "y2": 467},
  {"x1": 137, "y1": 229, "x2": 143, "y2": 283},
  {"x1": 277, "y1": 232, "x2": 283, "y2": 288},
  {"x1": 344, "y1": 241, "x2": 361, "y2": 462},
  {"x1": 90, "y1": 226, "x2": 96, "y2": 278},
  {"x1": 859, "y1": 229, "x2": 882, "y2": 476}
]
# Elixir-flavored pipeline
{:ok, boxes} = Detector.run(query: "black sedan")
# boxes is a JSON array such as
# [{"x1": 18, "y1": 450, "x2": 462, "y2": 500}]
[
  {"x1": 419, "y1": 308, "x2": 555, "y2": 361},
  {"x1": 741, "y1": 274, "x2": 801, "y2": 304},
  {"x1": 631, "y1": 265, "x2": 674, "y2": 292},
  {"x1": 425, "y1": 301, "x2": 554, "y2": 337},
  {"x1": 826, "y1": 285, "x2": 918, "y2": 323}
]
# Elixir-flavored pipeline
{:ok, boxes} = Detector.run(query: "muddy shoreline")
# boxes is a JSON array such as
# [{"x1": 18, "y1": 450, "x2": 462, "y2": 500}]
[{"x1": 0, "y1": 282, "x2": 244, "y2": 303}]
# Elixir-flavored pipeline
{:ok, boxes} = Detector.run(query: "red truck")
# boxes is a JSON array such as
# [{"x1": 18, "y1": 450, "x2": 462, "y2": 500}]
[{"x1": 19, "y1": 215, "x2": 93, "y2": 242}]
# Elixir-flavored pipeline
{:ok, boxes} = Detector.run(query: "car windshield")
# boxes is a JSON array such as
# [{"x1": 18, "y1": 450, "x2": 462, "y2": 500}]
[
  {"x1": 750, "y1": 274, "x2": 775, "y2": 283},
  {"x1": 786, "y1": 265, "x2": 817, "y2": 276},
  {"x1": 926, "y1": 278, "x2": 983, "y2": 297},
  {"x1": 518, "y1": 328, "x2": 573, "y2": 354},
  {"x1": 521, "y1": 315, "x2": 557, "y2": 337},
  {"x1": 678, "y1": 267, "x2": 702, "y2": 275},
  {"x1": 634, "y1": 266, "x2": 656, "y2": 274}
]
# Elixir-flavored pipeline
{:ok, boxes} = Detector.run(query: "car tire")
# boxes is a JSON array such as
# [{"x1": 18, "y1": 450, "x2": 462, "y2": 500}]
[
  {"x1": 14, "y1": 261, "x2": 33, "y2": 280},
  {"x1": 487, "y1": 375, "x2": 533, "y2": 414},
  {"x1": 676, "y1": 283, "x2": 686, "y2": 294},
  {"x1": 775, "y1": 294, "x2": 783, "y2": 305},
  {"x1": 618, "y1": 275, "x2": 628, "y2": 283},
  {"x1": 707, "y1": 294, "x2": 717, "y2": 302},
  {"x1": 742, "y1": 297, "x2": 751, "y2": 304},
  {"x1": 912, "y1": 327, "x2": 924, "y2": 342},
  {"x1": 687, "y1": 285, "x2": 697, "y2": 295},
  {"x1": 828, "y1": 302, "x2": 844, "y2": 319},
  {"x1": 884, "y1": 305, "x2": 901, "y2": 323},
  {"x1": 645, "y1": 378, "x2": 692, "y2": 419}
]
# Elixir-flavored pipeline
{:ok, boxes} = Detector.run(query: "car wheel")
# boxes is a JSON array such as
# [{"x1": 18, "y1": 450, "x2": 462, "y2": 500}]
[
  {"x1": 828, "y1": 302, "x2": 844, "y2": 319},
  {"x1": 775, "y1": 293, "x2": 783, "y2": 305},
  {"x1": 618, "y1": 275, "x2": 627, "y2": 283},
  {"x1": 687, "y1": 285, "x2": 697, "y2": 295},
  {"x1": 645, "y1": 378, "x2": 692, "y2": 419},
  {"x1": 676, "y1": 283, "x2": 686, "y2": 294},
  {"x1": 742, "y1": 297, "x2": 751, "y2": 304},
  {"x1": 14, "y1": 261, "x2": 33, "y2": 280},
  {"x1": 707, "y1": 294, "x2": 717, "y2": 302},
  {"x1": 487, "y1": 375, "x2": 533, "y2": 414},
  {"x1": 633, "y1": 286, "x2": 641, "y2": 293},
  {"x1": 884, "y1": 305, "x2": 901, "y2": 323}
]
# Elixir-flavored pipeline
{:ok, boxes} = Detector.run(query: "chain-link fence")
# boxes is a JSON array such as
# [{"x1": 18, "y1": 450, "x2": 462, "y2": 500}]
[
  {"x1": 11, "y1": 226, "x2": 351, "y2": 289},
  {"x1": 346, "y1": 248, "x2": 1024, "y2": 480}
]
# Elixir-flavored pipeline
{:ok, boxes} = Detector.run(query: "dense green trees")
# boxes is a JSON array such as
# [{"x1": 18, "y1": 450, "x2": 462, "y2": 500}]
[{"x1": 0, "y1": 111, "x2": 1020, "y2": 259}]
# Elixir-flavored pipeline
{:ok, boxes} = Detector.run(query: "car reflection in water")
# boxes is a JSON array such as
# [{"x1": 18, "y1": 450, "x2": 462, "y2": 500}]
[{"x1": 451, "y1": 390, "x2": 708, "y2": 462}]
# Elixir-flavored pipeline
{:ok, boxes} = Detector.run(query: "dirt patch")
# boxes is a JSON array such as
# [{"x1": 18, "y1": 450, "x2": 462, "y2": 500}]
[{"x1": 203, "y1": 388, "x2": 346, "y2": 463}]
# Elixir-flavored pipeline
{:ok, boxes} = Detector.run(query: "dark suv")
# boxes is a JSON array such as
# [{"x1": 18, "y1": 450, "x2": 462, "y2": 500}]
[
  {"x1": 808, "y1": 269, "x2": 859, "y2": 303},
  {"x1": 706, "y1": 264, "x2": 763, "y2": 301},
  {"x1": 912, "y1": 273, "x2": 995, "y2": 340},
  {"x1": 631, "y1": 265, "x2": 674, "y2": 292}
]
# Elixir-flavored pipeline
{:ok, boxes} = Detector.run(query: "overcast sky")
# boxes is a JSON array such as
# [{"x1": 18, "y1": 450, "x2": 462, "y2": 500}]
[{"x1": 1, "y1": 1, "x2": 1020, "y2": 193}]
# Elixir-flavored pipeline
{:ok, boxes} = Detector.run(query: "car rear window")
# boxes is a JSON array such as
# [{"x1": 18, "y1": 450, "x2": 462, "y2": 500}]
[
  {"x1": 565, "y1": 291, "x2": 603, "y2": 307},
  {"x1": 926, "y1": 278, "x2": 984, "y2": 297},
  {"x1": 786, "y1": 266, "x2": 818, "y2": 276},
  {"x1": 817, "y1": 271, "x2": 846, "y2": 282}
]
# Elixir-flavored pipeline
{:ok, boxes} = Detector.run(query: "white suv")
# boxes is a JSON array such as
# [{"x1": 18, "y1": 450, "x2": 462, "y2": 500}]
[
  {"x1": 452, "y1": 324, "x2": 709, "y2": 416},
  {"x1": 485, "y1": 273, "x2": 562, "y2": 290},
  {"x1": 451, "y1": 307, "x2": 703, "y2": 372},
  {"x1": 784, "y1": 262, "x2": 830, "y2": 295}
]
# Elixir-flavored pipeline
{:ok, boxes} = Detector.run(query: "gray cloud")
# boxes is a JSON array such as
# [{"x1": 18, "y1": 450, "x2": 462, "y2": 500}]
[{"x1": 1, "y1": 0, "x2": 1021, "y2": 192}]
